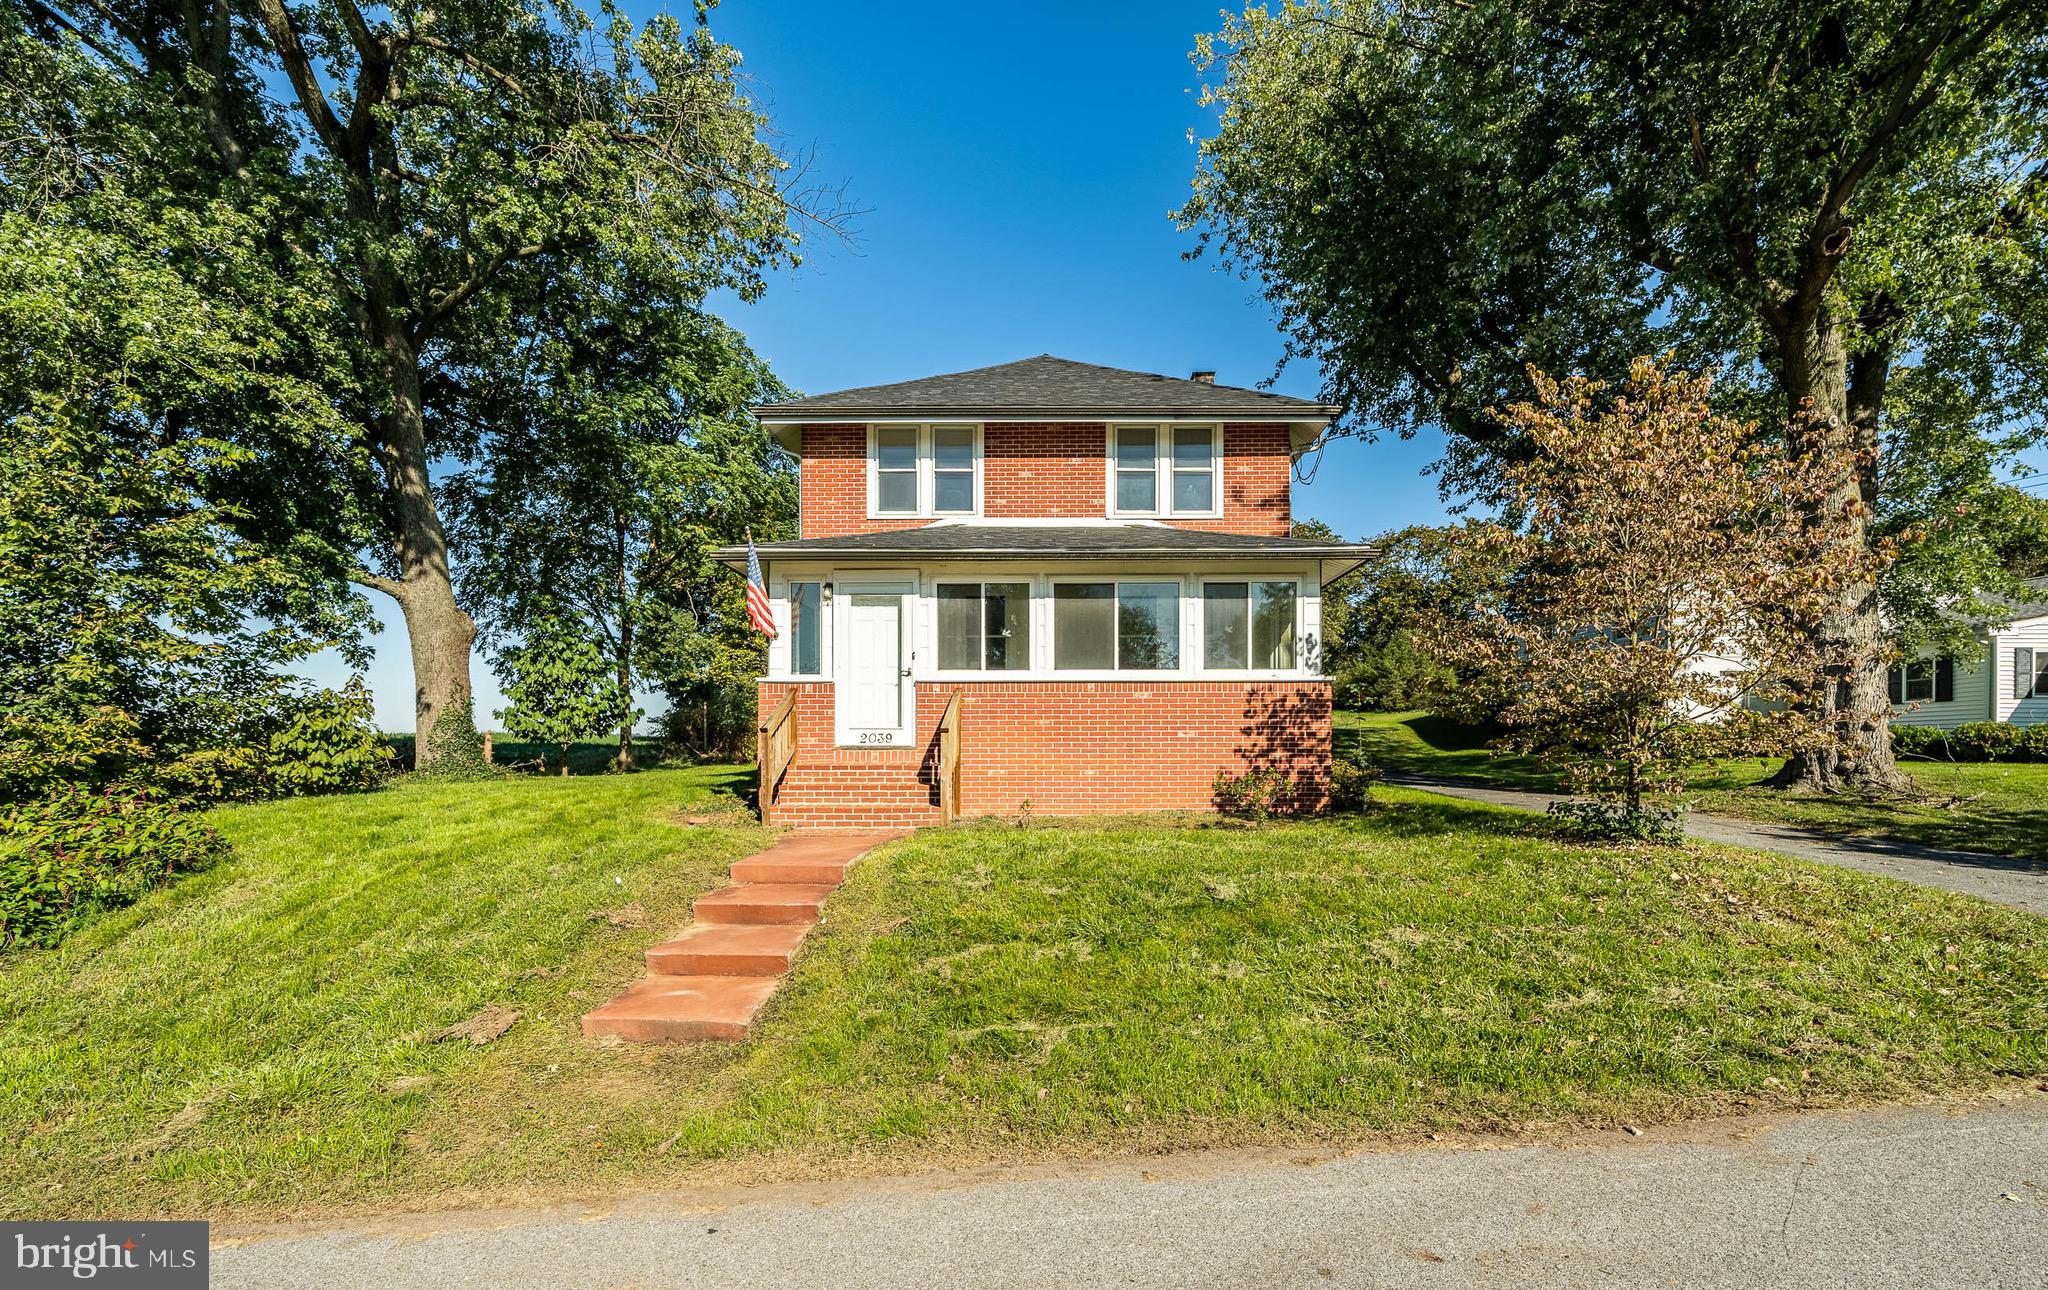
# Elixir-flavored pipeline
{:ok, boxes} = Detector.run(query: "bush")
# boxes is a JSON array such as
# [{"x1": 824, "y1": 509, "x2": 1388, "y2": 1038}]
[
  {"x1": 1546, "y1": 798, "x2": 1687, "y2": 846},
  {"x1": 1327, "y1": 754, "x2": 1382, "y2": 813},
  {"x1": 1887, "y1": 725, "x2": 1952, "y2": 761},
  {"x1": 0, "y1": 785, "x2": 227, "y2": 947},
  {"x1": 2024, "y1": 725, "x2": 2048, "y2": 762},
  {"x1": 1949, "y1": 721, "x2": 2029, "y2": 762},
  {"x1": 266, "y1": 680, "x2": 391, "y2": 795},
  {"x1": 1212, "y1": 767, "x2": 1293, "y2": 825}
]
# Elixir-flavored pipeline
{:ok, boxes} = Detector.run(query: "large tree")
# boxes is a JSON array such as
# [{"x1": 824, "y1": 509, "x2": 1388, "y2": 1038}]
[
  {"x1": 439, "y1": 264, "x2": 794, "y2": 770},
  {"x1": 12, "y1": 0, "x2": 826, "y2": 765},
  {"x1": 1182, "y1": 0, "x2": 2048, "y2": 794}
]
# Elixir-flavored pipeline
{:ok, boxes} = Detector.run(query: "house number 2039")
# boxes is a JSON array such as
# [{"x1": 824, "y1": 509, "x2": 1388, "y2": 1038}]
[{"x1": 857, "y1": 731, "x2": 898, "y2": 746}]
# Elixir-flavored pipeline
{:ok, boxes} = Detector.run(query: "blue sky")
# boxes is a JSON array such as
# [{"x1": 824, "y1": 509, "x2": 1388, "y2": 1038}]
[{"x1": 317, "y1": 0, "x2": 1452, "y2": 729}]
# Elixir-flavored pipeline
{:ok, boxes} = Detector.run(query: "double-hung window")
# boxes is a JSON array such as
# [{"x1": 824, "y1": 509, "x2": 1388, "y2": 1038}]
[
  {"x1": 1109, "y1": 425, "x2": 1220, "y2": 516},
  {"x1": 1202, "y1": 581, "x2": 1297, "y2": 670},
  {"x1": 937, "y1": 581, "x2": 1031, "y2": 672},
  {"x1": 872, "y1": 424, "x2": 979, "y2": 516},
  {"x1": 1054, "y1": 581, "x2": 1180, "y2": 671}
]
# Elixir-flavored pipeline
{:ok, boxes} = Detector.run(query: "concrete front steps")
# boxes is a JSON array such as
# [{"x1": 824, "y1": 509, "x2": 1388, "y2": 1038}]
[{"x1": 581, "y1": 831, "x2": 901, "y2": 1044}]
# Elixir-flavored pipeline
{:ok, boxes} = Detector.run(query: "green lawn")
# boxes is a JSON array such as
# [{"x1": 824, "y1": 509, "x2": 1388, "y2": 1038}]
[
  {"x1": 5, "y1": 771, "x2": 2043, "y2": 1219},
  {"x1": 1342, "y1": 709, "x2": 2048, "y2": 863}
]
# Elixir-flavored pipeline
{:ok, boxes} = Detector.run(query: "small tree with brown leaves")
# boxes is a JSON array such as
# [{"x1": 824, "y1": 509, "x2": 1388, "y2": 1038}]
[{"x1": 1423, "y1": 358, "x2": 1892, "y2": 818}]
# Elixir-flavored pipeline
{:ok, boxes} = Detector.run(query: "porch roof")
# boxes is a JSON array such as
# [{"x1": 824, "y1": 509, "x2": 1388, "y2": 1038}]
[{"x1": 713, "y1": 524, "x2": 1376, "y2": 586}]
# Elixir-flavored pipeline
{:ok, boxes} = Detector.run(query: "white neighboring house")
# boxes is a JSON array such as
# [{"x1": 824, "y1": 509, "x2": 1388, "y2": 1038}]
[{"x1": 1889, "y1": 577, "x2": 2048, "y2": 730}]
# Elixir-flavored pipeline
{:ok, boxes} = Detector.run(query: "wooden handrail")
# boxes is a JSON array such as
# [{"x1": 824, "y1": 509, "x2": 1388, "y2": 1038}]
[
  {"x1": 935, "y1": 689, "x2": 965, "y2": 825},
  {"x1": 758, "y1": 690, "x2": 798, "y2": 823}
]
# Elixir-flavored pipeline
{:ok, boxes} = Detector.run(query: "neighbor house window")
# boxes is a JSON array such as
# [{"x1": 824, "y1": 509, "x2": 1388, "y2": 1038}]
[
  {"x1": 937, "y1": 582, "x2": 1030, "y2": 671},
  {"x1": 1054, "y1": 581, "x2": 1179, "y2": 670},
  {"x1": 789, "y1": 582, "x2": 822, "y2": 675},
  {"x1": 870, "y1": 424, "x2": 980, "y2": 516},
  {"x1": 1888, "y1": 656, "x2": 1953, "y2": 705},
  {"x1": 1110, "y1": 425, "x2": 1220, "y2": 516},
  {"x1": 1202, "y1": 581, "x2": 1297, "y2": 670}
]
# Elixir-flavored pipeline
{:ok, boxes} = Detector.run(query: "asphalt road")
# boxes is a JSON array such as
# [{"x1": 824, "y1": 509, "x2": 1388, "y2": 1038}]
[
  {"x1": 1383, "y1": 773, "x2": 2048, "y2": 917},
  {"x1": 214, "y1": 1096, "x2": 2048, "y2": 1289}
]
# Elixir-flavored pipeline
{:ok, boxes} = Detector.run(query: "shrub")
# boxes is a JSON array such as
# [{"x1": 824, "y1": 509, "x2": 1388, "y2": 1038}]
[
  {"x1": 267, "y1": 680, "x2": 392, "y2": 795},
  {"x1": 0, "y1": 785, "x2": 227, "y2": 947},
  {"x1": 1212, "y1": 767, "x2": 1293, "y2": 825},
  {"x1": 1886, "y1": 724, "x2": 1952, "y2": 761},
  {"x1": 1949, "y1": 721, "x2": 2028, "y2": 762},
  {"x1": 1327, "y1": 754, "x2": 1382, "y2": 813},
  {"x1": 1546, "y1": 798, "x2": 1687, "y2": 846},
  {"x1": 2023, "y1": 725, "x2": 2048, "y2": 762}
]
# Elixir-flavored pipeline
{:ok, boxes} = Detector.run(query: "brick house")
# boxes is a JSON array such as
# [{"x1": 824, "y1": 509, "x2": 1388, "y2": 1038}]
[{"x1": 714, "y1": 356, "x2": 1373, "y2": 828}]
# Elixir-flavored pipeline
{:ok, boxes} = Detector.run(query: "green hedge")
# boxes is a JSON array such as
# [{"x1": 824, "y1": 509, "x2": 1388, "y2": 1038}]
[{"x1": 1891, "y1": 722, "x2": 2048, "y2": 762}]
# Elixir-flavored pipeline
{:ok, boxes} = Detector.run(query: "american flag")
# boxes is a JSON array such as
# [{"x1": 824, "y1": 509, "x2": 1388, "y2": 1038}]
[{"x1": 745, "y1": 534, "x2": 777, "y2": 637}]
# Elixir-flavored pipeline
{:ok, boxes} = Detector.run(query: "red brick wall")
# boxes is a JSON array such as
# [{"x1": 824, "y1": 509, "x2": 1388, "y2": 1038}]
[
  {"x1": 757, "y1": 680, "x2": 1331, "y2": 817},
  {"x1": 797, "y1": 422, "x2": 1294, "y2": 538}
]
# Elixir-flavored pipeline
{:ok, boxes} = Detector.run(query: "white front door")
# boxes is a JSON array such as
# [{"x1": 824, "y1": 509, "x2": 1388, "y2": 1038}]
[{"x1": 837, "y1": 587, "x2": 914, "y2": 746}]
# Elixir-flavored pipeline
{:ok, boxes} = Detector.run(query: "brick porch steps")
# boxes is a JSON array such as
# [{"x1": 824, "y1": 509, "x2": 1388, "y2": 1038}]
[
  {"x1": 768, "y1": 766, "x2": 942, "y2": 831},
  {"x1": 581, "y1": 831, "x2": 901, "y2": 1044}
]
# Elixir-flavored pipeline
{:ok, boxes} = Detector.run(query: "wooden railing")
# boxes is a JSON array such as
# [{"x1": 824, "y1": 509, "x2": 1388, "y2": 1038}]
[
  {"x1": 935, "y1": 689, "x2": 965, "y2": 825},
  {"x1": 758, "y1": 690, "x2": 798, "y2": 824}
]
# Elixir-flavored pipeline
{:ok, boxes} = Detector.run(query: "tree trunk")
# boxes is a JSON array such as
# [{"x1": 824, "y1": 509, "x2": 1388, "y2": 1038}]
[
  {"x1": 371, "y1": 325, "x2": 478, "y2": 768},
  {"x1": 1767, "y1": 305, "x2": 1912, "y2": 796}
]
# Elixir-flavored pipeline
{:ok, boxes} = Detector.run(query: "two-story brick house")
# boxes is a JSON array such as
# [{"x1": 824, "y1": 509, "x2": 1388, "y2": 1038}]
[{"x1": 715, "y1": 356, "x2": 1373, "y2": 827}]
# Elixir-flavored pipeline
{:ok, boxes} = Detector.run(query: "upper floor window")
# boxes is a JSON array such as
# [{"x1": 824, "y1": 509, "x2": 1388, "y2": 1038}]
[
  {"x1": 871, "y1": 424, "x2": 979, "y2": 517},
  {"x1": 1109, "y1": 424, "x2": 1220, "y2": 517}
]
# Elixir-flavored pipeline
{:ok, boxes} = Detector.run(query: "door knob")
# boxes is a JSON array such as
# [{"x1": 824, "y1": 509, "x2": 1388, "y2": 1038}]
[{"x1": 900, "y1": 666, "x2": 913, "y2": 677}]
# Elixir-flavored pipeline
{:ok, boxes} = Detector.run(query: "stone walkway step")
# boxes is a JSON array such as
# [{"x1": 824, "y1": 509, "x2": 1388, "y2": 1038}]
[
  {"x1": 579, "y1": 974, "x2": 781, "y2": 1043},
  {"x1": 694, "y1": 882, "x2": 839, "y2": 925},
  {"x1": 646, "y1": 923, "x2": 810, "y2": 976},
  {"x1": 582, "y1": 830, "x2": 904, "y2": 1044}
]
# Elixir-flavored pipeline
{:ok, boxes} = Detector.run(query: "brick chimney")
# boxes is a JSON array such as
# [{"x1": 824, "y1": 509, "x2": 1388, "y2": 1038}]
[{"x1": 1190, "y1": 369, "x2": 1216, "y2": 384}]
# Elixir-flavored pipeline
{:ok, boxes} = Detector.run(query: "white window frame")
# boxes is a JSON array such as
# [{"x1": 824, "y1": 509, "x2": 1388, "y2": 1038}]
[
  {"x1": 866, "y1": 423, "x2": 983, "y2": 519},
  {"x1": 1196, "y1": 576, "x2": 1305, "y2": 676},
  {"x1": 785, "y1": 579, "x2": 827, "y2": 678},
  {"x1": 1047, "y1": 574, "x2": 1189, "y2": 675},
  {"x1": 931, "y1": 578, "x2": 1034, "y2": 676},
  {"x1": 1105, "y1": 424, "x2": 1223, "y2": 519},
  {"x1": 1892, "y1": 657, "x2": 1936, "y2": 703}
]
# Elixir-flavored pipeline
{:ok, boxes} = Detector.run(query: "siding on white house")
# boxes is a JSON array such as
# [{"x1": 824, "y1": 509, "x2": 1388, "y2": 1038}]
[
  {"x1": 1889, "y1": 648, "x2": 1994, "y2": 731},
  {"x1": 1991, "y1": 613, "x2": 2048, "y2": 726}
]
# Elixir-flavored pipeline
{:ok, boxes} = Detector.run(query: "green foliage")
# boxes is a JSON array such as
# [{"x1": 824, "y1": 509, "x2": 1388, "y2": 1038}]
[
  {"x1": 0, "y1": 785, "x2": 226, "y2": 947},
  {"x1": 494, "y1": 617, "x2": 634, "y2": 775},
  {"x1": 1326, "y1": 753, "x2": 1382, "y2": 813},
  {"x1": 1890, "y1": 720, "x2": 2048, "y2": 764},
  {"x1": 1322, "y1": 524, "x2": 1508, "y2": 711},
  {"x1": 267, "y1": 680, "x2": 392, "y2": 796},
  {"x1": 1211, "y1": 767, "x2": 1294, "y2": 824},
  {"x1": 1546, "y1": 799, "x2": 1687, "y2": 847},
  {"x1": 415, "y1": 693, "x2": 496, "y2": 784},
  {"x1": 1183, "y1": 0, "x2": 2048, "y2": 767}
]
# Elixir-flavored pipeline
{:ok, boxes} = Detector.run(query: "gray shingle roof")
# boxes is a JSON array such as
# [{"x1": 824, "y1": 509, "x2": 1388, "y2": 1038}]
[
  {"x1": 753, "y1": 356, "x2": 1340, "y2": 422},
  {"x1": 715, "y1": 524, "x2": 1375, "y2": 584}
]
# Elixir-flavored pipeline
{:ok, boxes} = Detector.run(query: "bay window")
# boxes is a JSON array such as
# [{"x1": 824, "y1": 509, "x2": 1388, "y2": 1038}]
[
  {"x1": 937, "y1": 581, "x2": 1030, "y2": 671},
  {"x1": 1054, "y1": 581, "x2": 1180, "y2": 670},
  {"x1": 1109, "y1": 425, "x2": 1220, "y2": 516}
]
